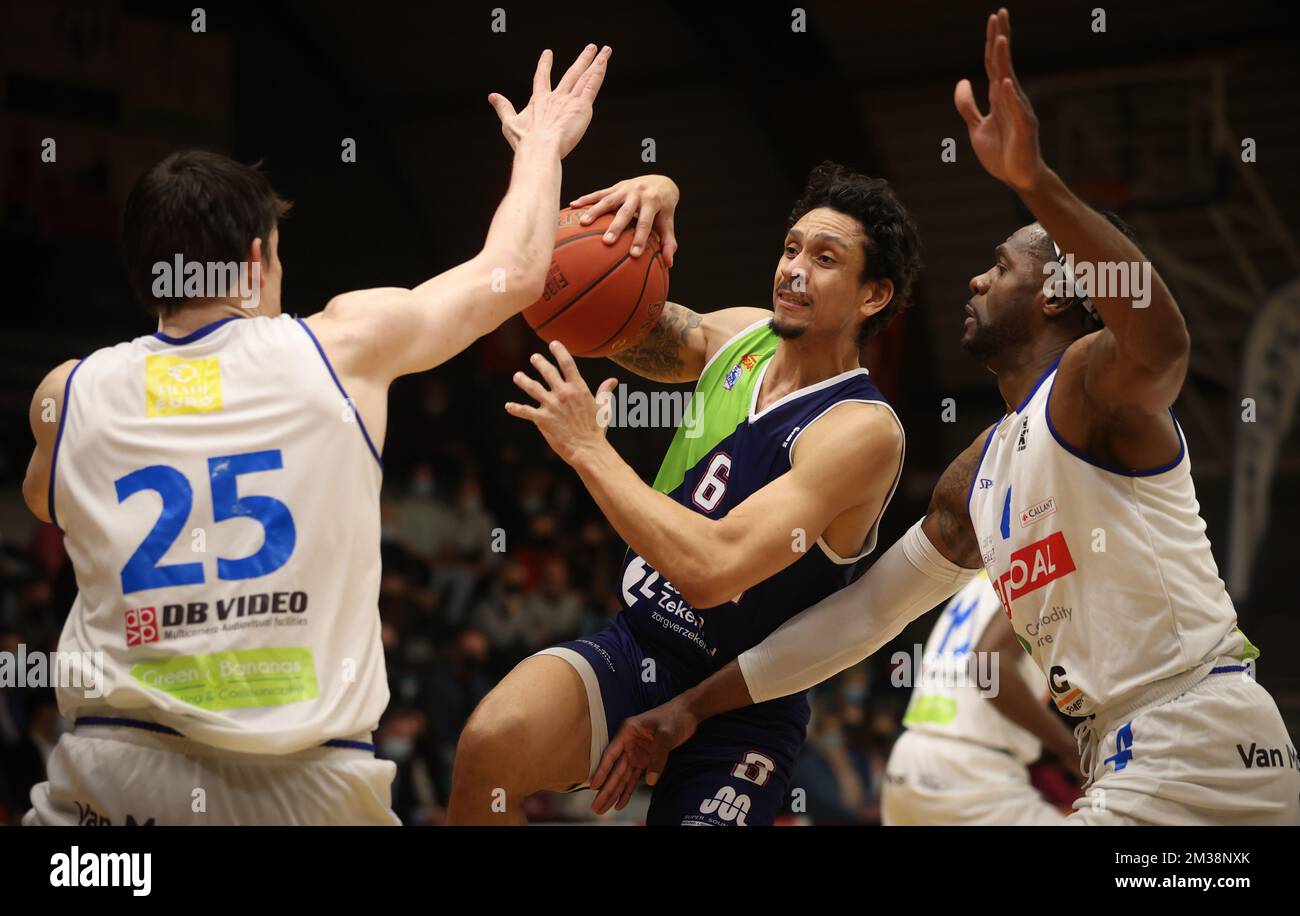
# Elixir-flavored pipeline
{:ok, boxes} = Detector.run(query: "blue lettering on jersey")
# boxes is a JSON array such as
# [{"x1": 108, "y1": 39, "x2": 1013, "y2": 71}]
[
  {"x1": 934, "y1": 594, "x2": 978, "y2": 657},
  {"x1": 116, "y1": 449, "x2": 297, "y2": 593},
  {"x1": 1104, "y1": 721, "x2": 1136, "y2": 771}
]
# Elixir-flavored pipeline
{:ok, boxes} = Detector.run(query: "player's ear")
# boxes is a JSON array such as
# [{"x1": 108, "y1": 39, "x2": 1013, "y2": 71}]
[
  {"x1": 861, "y1": 278, "x2": 894, "y2": 320},
  {"x1": 1040, "y1": 286, "x2": 1073, "y2": 319},
  {"x1": 248, "y1": 237, "x2": 267, "y2": 289},
  {"x1": 1039, "y1": 249, "x2": 1076, "y2": 319}
]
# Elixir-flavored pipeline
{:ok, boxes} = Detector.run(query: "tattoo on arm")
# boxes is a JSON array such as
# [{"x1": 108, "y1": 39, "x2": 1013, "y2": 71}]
[
  {"x1": 610, "y1": 301, "x2": 703, "y2": 383},
  {"x1": 925, "y1": 432, "x2": 987, "y2": 569}
]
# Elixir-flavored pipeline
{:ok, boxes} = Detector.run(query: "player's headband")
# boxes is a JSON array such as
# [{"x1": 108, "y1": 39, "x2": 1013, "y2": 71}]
[{"x1": 1052, "y1": 241, "x2": 1099, "y2": 318}]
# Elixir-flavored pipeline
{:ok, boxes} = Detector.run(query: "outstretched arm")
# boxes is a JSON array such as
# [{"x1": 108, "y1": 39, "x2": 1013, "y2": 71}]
[
  {"x1": 736, "y1": 427, "x2": 988, "y2": 701},
  {"x1": 306, "y1": 45, "x2": 611, "y2": 383},
  {"x1": 956, "y1": 10, "x2": 1188, "y2": 417}
]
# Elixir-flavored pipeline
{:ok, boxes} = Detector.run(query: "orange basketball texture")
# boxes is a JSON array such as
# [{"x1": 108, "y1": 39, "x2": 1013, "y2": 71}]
[{"x1": 523, "y1": 208, "x2": 670, "y2": 358}]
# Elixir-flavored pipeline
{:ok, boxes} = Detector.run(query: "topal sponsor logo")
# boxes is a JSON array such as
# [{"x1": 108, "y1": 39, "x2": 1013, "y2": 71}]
[{"x1": 991, "y1": 530, "x2": 1077, "y2": 616}]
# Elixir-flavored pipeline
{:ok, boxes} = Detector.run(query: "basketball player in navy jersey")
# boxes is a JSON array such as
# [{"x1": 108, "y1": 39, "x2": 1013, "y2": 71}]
[
  {"x1": 447, "y1": 163, "x2": 919, "y2": 825},
  {"x1": 19, "y1": 45, "x2": 610, "y2": 826},
  {"x1": 588, "y1": 10, "x2": 1299, "y2": 826}
]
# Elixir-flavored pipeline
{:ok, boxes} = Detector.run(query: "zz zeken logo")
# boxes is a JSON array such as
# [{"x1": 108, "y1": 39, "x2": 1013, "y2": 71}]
[{"x1": 991, "y1": 531, "x2": 1077, "y2": 617}]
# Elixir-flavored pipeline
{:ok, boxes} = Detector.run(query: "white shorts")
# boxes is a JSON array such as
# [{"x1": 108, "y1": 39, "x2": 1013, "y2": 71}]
[
  {"x1": 23, "y1": 719, "x2": 400, "y2": 826},
  {"x1": 1068, "y1": 662, "x2": 1300, "y2": 826},
  {"x1": 882, "y1": 729, "x2": 1067, "y2": 826}
]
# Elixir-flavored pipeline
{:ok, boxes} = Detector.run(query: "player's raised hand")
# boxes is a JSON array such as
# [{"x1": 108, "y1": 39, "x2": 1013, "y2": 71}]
[
  {"x1": 954, "y1": 9, "x2": 1044, "y2": 192},
  {"x1": 505, "y1": 340, "x2": 618, "y2": 465},
  {"x1": 489, "y1": 44, "x2": 612, "y2": 159},
  {"x1": 569, "y1": 174, "x2": 679, "y2": 265},
  {"x1": 589, "y1": 698, "x2": 698, "y2": 815}
]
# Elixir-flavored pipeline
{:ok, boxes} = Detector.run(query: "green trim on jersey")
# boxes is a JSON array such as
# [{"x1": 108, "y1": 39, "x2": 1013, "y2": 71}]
[
  {"x1": 902, "y1": 695, "x2": 958, "y2": 727},
  {"x1": 650, "y1": 320, "x2": 778, "y2": 496},
  {"x1": 1233, "y1": 627, "x2": 1261, "y2": 662}
]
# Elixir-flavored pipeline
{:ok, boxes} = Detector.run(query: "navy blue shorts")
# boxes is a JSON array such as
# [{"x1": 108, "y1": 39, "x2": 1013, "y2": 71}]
[{"x1": 541, "y1": 614, "x2": 806, "y2": 826}]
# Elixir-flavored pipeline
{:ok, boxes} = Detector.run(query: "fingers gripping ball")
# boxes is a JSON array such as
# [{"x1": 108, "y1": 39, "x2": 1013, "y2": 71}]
[{"x1": 524, "y1": 208, "x2": 670, "y2": 358}]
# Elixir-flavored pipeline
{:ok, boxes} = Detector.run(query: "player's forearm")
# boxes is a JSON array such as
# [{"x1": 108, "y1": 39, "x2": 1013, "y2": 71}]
[
  {"x1": 986, "y1": 672, "x2": 1078, "y2": 764},
  {"x1": 1018, "y1": 169, "x2": 1188, "y2": 367},
  {"x1": 570, "y1": 440, "x2": 726, "y2": 607},
  {"x1": 675, "y1": 660, "x2": 755, "y2": 723},
  {"x1": 484, "y1": 135, "x2": 566, "y2": 284},
  {"x1": 418, "y1": 135, "x2": 564, "y2": 318},
  {"x1": 738, "y1": 519, "x2": 976, "y2": 703}
]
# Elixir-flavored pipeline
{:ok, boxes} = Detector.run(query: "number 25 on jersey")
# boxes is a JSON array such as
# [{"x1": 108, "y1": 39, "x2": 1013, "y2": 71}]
[{"x1": 115, "y1": 449, "x2": 296, "y2": 594}]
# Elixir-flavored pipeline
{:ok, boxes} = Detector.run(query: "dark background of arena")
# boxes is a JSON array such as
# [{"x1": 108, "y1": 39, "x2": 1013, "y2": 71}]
[{"x1": 1, "y1": 0, "x2": 1297, "y2": 825}]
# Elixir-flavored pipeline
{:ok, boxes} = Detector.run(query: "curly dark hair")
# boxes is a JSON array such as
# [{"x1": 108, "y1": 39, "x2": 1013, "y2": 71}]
[{"x1": 788, "y1": 161, "x2": 923, "y2": 346}]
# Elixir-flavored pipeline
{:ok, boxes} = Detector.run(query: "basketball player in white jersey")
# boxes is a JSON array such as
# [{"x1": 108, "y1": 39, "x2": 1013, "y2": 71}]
[
  {"x1": 587, "y1": 11, "x2": 1300, "y2": 826},
  {"x1": 18, "y1": 45, "x2": 611, "y2": 826},
  {"x1": 883, "y1": 574, "x2": 1075, "y2": 825}
]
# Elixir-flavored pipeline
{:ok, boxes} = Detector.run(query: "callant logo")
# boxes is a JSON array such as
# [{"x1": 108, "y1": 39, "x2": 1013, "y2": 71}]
[
  {"x1": 991, "y1": 530, "x2": 1077, "y2": 617},
  {"x1": 1020, "y1": 496, "x2": 1057, "y2": 528}
]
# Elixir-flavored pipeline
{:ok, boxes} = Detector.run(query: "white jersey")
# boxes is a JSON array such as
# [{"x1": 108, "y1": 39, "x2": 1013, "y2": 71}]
[
  {"x1": 49, "y1": 314, "x2": 388, "y2": 754},
  {"x1": 967, "y1": 359, "x2": 1253, "y2": 718},
  {"x1": 902, "y1": 574, "x2": 1045, "y2": 765}
]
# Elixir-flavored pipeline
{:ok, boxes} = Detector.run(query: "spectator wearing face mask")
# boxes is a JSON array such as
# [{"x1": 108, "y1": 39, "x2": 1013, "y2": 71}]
[
  {"x1": 786, "y1": 698, "x2": 881, "y2": 824},
  {"x1": 376, "y1": 706, "x2": 442, "y2": 826}
]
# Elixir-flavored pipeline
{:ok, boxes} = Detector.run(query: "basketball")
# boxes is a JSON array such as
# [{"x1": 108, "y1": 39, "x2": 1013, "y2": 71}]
[{"x1": 523, "y1": 207, "x2": 669, "y2": 358}]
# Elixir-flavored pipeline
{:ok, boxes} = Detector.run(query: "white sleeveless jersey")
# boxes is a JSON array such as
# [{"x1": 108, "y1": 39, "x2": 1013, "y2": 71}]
[
  {"x1": 902, "y1": 574, "x2": 1045, "y2": 765},
  {"x1": 967, "y1": 359, "x2": 1253, "y2": 718},
  {"x1": 50, "y1": 315, "x2": 388, "y2": 754}
]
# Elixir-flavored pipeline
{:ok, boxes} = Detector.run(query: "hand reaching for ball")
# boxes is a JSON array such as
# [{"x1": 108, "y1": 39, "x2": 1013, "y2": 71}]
[
  {"x1": 489, "y1": 44, "x2": 612, "y2": 159},
  {"x1": 506, "y1": 341, "x2": 618, "y2": 466},
  {"x1": 570, "y1": 174, "x2": 679, "y2": 267}
]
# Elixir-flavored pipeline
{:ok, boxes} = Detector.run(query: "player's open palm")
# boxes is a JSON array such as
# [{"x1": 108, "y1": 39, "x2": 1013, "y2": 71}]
[
  {"x1": 506, "y1": 341, "x2": 617, "y2": 465},
  {"x1": 489, "y1": 44, "x2": 612, "y2": 159},
  {"x1": 954, "y1": 9, "x2": 1044, "y2": 192},
  {"x1": 569, "y1": 174, "x2": 680, "y2": 265}
]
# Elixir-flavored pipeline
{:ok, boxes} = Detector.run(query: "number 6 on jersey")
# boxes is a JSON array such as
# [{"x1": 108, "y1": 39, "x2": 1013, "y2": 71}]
[{"x1": 691, "y1": 452, "x2": 731, "y2": 513}]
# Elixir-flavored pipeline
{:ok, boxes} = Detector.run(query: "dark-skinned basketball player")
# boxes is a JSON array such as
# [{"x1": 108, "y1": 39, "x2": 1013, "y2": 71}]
[
  {"x1": 446, "y1": 164, "x2": 920, "y2": 825},
  {"x1": 587, "y1": 9, "x2": 1299, "y2": 826}
]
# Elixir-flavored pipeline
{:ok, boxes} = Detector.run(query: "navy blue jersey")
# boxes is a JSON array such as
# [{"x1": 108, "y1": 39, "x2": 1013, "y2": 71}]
[{"x1": 617, "y1": 319, "x2": 902, "y2": 736}]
